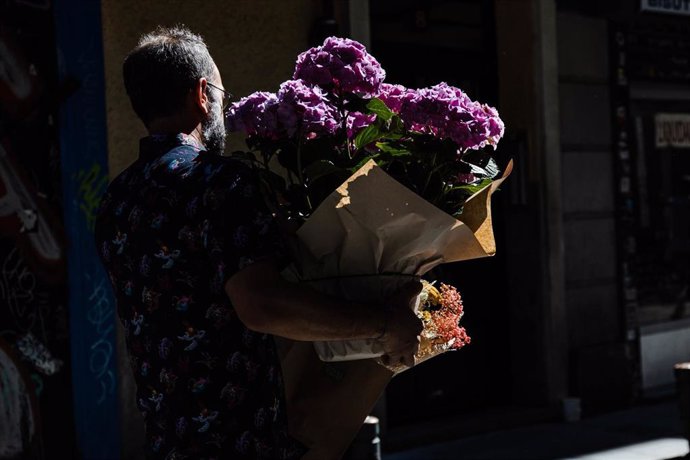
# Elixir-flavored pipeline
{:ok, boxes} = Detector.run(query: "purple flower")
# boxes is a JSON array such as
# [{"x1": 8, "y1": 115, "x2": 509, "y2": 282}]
[
  {"x1": 399, "y1": 82, "x2": 504, "y2": 151},
  {"x1": 226, "y1": 81, "x2": 340, "y2": 141},
  {"x1": 226, "y1": 91, "x2": 280, "y2": 139},
  {"x1": 294, "y1": 37, "x2": 386, "y2": 98},
  {"x1": 276, "y1": 80, "x2": 340, "y2": 139},
  {"x1": 377, "y1": 83, "x2": 414, "y2": 114},
  {"x1": 346, "y1": 111, "x2": 376, "y2": 139}
]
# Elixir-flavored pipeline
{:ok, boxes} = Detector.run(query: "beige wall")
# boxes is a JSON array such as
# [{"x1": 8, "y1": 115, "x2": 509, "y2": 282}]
[{"x1": 101, "y1": 0, "x2": 320, "y2": 177}]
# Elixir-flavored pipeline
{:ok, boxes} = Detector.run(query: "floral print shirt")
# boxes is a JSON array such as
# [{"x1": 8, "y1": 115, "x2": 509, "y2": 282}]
[{"x1": 95, "y1": 134, "x2": 305, "y2": 459}]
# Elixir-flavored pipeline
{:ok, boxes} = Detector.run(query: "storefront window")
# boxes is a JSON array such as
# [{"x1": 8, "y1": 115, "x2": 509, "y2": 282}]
[{"x1": 633, "y1": 108, "x2": 690, "y2": 325}]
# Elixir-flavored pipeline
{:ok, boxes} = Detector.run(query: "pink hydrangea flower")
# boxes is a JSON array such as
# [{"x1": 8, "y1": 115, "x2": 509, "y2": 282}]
[
  {"x1": 376, "y1": 83, "x2": 414, "y2": 114},
  {"x1": 225, "y1": 91, "x2": 281, "y2": 139},
  {"x1": 276, "y1": 80, "x2": 340, "y2": 139},
  {"x1": 400, "y1": 82, "x2": 505, "y2": 151},
  {"x1": 345, "y1": 111, "x2": 376, "y2": 139},
  {"x1": 226, "y1": 81, "x2": 341, "y2": 140},
  {"x1": 294, "y1": 36, "x2": 386, "y2": 98}
]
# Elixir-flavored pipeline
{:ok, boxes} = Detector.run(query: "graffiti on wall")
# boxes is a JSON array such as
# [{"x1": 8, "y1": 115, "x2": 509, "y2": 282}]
[
  {"x1": 85, "y1": 272, "x2": 116, "y2": 405},
  {"x1": 75, "y1": 163, "x2": 109, "y2": 233},
  {"x1": 0, "y1": 339, "x2": 39, "y2": 458},
  {"x1": 0, "y1": 2, "x2": 75, "y2": 457},
  {"x1": 0, "y1": 142, "x2": 65, "y2": 282}
]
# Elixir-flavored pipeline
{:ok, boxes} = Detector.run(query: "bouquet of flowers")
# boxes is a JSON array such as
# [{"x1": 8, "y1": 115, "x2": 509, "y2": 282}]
[
  {"x1": 227, "y1": 37, "x2": 504, "y2": 220},
  {"x1": 226, "y1": 36, "x2": 508, "y2": 458},
  {"x1": 227, "y1": 36, "x2": 504, "y2": 358}
]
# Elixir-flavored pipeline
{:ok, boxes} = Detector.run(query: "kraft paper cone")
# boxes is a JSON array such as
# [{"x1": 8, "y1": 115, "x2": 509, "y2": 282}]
[
  {"x1": 276, "y1": 338, "x2": 392, "y2": 460},
  {"x1": 304, "y1": 159, "x2": 513, "y2": 362},
  {"x1": 278, "y1": 159, "x2": 512, "y2": 458}
]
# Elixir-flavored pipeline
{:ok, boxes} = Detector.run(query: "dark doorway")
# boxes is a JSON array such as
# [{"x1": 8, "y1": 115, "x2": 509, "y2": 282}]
[{"x1": 370, "y1": 0, "x2": 512, "y2": 426}]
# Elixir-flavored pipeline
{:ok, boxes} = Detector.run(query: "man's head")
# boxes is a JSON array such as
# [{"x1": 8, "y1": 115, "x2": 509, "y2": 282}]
[{"x1": 123, "y1": 26, "x2": 227, "y2": 153}]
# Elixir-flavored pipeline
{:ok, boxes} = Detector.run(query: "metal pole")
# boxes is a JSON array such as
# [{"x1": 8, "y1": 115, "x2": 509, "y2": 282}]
[{"x1": 343, "y1": 416, "x2": 381, "y2": 460}]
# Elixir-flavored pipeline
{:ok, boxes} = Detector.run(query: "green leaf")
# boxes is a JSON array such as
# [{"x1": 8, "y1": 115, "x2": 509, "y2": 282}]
[
  {"x1": 300, "y1": 137, "x2": 340, "y2": 165},
  {"x1": 390, "y1": 116, "x2": 405, "y2": 132},
  {"x1": 448, "y1": 178, "x2": 493, "y2": 196},
  {"x1": 366, "y1": 98, "x2": 394, "y2": 121},
  {"x1": 307, "y1": 170, "x2": 353, "y2": 209},
  {"x1": 463, "y1": 152, "x2": 500, "y2": 179},
  {"x1": 276, "y1": 144, "x2": 299, "y2": 174},
  {"x1": 303, "y1": 160, "x2": 343, "y2": 184},
  {"x1": 384, "y1": 132, "x2": 404, "y2": 140},
  {"x1": 468, "y1": 158, "x2": 499, "y2": 179},
  {"x1": 351, "y1": 154, "x2": 380, "y2": 172},
  {"x1": 375, "y1": 142, "x2": 412, "y2": 158},
  {"x1": 354, "y1": 124, "x2": 384, "y2": 150}
]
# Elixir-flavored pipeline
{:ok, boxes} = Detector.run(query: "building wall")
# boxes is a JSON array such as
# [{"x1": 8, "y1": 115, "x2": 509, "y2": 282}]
[
  {"x1": 556, "y1": 11, "x2": 631, "y2": 409},
  {"x1": 99, "y1": 2, "x2": 319, "y2": 456},
  {"x1": 495, "y1": 0, "x2": 570, "y2": 406},
  {"x1": 557, "y1": 12, "x2": 618, "y2": 349},
  {"x1": 101, "y1": 0, "x2": 320, "y2": 177}
]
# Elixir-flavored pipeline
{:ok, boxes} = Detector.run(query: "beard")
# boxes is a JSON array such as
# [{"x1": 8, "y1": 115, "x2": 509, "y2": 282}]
[{"x1": 201, "y1": 94, "x2": 226, "y2": 154}]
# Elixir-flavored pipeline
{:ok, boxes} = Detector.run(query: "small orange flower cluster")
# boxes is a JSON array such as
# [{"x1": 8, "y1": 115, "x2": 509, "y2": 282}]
[
  {"x1": 434, "y1": 283, "x2": 470, "y2": 350},
  {"x1": 381, "y1": 280, "x2": 471, "y2": 373},
  {"x1": 414, "y1": 281, "x2": 471, "y2": 362}
]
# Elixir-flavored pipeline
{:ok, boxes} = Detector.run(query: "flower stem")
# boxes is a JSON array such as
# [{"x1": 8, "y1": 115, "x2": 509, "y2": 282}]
[
  {"x1": 337, "y1": 97, "x2": 352, "y2": 161},
  {"x1": 422, "y1": 152, "x2": 437, "y2": 196},
  {"x1": 296, "y1": 134, "x2": 313, "y2": 212},
  {"x1": 296, "y1": 137, "x2": 304, "y2": 185}
]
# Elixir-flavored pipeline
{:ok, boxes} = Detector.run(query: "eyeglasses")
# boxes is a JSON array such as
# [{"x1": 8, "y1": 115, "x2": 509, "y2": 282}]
[{"x1": 207, "y1": 82, "x2": 233, "y2": 110}]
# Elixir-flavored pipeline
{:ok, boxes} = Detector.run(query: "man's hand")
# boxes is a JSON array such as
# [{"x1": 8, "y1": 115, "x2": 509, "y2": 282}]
[{"x1": 378, "y1": 281, "x2": 424, "y2": 369}]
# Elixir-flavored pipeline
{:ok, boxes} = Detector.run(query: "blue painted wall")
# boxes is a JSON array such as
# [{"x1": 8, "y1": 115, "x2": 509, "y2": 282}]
[{"x1": 54, "y1": 0, "x2": 121, "y2": 458}]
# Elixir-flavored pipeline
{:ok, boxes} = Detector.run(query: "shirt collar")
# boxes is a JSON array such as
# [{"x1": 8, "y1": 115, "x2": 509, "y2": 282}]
[{"x1": 138, "y1": 133, "x2": 205, "y2": 161}]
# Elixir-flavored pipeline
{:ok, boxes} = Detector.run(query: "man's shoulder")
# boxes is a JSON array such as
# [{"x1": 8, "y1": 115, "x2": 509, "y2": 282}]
[
  {"x1": 152, "y1": 144, "x2": 200, "y2": 175},
  {"x1": 193, "y1": 153, "x2": 260, "y2": 188}
]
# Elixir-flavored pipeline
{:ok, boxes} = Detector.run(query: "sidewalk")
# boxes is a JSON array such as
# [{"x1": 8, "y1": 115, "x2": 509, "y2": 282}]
[{"x1": 384, "y1": 401, "x2": 689, "y2": 460}]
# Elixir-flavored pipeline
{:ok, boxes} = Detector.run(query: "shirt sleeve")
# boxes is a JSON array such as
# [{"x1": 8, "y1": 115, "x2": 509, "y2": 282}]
[{"x1": 199, "y1": 157, "x2": 287, "y2": 285}]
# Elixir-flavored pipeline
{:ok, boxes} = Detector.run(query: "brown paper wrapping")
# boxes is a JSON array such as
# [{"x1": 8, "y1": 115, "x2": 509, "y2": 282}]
[{"x1": 278, "y1": 159, "x2": 512, "y2": 459}]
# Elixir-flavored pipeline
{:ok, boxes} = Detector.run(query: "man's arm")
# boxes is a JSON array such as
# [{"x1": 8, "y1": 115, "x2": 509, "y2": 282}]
[{"x1": 225, "y1": 258, "x2": 423, "y2": 366}]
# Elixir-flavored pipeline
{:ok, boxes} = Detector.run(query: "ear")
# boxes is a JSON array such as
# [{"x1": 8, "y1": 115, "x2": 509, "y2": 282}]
[{"x1": 190, "y1": 77, "x2": 210, "y2": 116}]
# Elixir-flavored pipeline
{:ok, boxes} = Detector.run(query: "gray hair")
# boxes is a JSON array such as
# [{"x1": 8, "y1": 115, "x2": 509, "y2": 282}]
[{"x1": 123, "y1": 25, "x2": 216, "y2": 125}]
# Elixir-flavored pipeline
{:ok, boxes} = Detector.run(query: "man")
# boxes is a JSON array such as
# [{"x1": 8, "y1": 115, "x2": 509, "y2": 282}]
[{"x1": 95, "y1": 26, "x2": 422, "y2": 459}]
